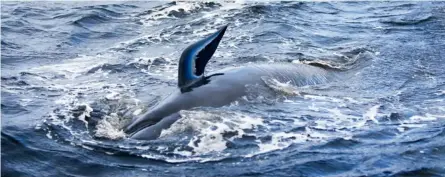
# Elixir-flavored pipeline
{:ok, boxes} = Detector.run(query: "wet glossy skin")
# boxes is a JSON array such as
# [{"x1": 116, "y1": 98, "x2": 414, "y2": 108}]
[{"x1": 125, "y1": 63, "x2": 334, "y2": 140}]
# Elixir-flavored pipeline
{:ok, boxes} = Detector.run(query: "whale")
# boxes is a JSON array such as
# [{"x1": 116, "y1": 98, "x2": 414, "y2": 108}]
[{"x1": 124, "y1": 25, "x2": 337, "y2": 140}]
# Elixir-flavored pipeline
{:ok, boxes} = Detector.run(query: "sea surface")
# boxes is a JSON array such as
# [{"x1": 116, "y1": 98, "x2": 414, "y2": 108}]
[{"x1": 2, "y1": 1, "x2": 445, "y2": 177}]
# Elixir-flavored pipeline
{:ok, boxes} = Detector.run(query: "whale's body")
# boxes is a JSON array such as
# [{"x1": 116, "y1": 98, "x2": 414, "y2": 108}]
[
  {"x1": 126, "y1": 63, "x2": 334, "y2": 139},
  {"x1": 124, "y1": 25, "x2": 337, "y2": 140}
]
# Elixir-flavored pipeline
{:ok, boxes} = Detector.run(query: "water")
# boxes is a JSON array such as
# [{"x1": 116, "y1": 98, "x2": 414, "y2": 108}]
[{"x1": 2, "y1": 1, "x2": 445, "y2": 176}]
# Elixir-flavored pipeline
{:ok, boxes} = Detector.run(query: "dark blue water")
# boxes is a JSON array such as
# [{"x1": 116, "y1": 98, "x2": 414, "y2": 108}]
[{"x1": 2, "y1": 1, "x2": 445, "y2": 176}]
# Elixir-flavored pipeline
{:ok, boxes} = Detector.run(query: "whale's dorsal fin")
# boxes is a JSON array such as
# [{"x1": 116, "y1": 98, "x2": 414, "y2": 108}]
[{"x1": 177, "y1": 25, "x2": 228, "y2": 90}]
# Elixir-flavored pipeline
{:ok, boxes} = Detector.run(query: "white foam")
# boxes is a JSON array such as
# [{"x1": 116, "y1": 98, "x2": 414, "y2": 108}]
[
  {"x1": 105, "y1": 151, "x2": 115, "y2": 155},
  {"x1": 303, "y1": 95, "x2": 345, "y2": 104},
  {"x1": 251, "y1": 131, "x2": 312, "y2": 157},
  {"x1": 220, "y1": 0, "x2": 246, "y2": 10},
  {"x1": 30, "y1": 54, "x2": 112, "y2": 79},
  {"x1": 269, "y1": 119, "x2": 287, "y2": 125},
  {"x1": 408, "y1": 114, "x2": 439, "y2": 122},
  {"x1": 94, "y1": 114, "x2": 127, "y2": 140},
  {"x1": 46, "y1": 130, "x2": 53, "y2": 139},
  {"x1": 363, "y1": 105, "x2": 380, "y2": 123},
  {"x1": 140, "y1": 2, "x2": 207, "y2": 26},
  {"x1": 162, "y1": 110, "x2": 264, "y2": 155},
  {"x1": 262, "y1": 77, "x2": 300, "y2": 95},
  {"x1": 105, "y1": 91, "x2": 121, "y2": 100},
  {"x1": 77, "y1": 104, "x2": 93, "y2": 127},
  {"x1": 435, "y1": 90, "x2": 445, "y2": 96},
  {"x1": 81, "y1": 145, "x2": 94, "y2": 151},
  {"x1": 19, "y1": 98, "x2": 32, "y2": 107},
  {"x1": 132, "y1": 109, "x2": 143, "y2": 116},
  {"x1": 396, "y1": 113, "x2": 445, "y2": 132}
]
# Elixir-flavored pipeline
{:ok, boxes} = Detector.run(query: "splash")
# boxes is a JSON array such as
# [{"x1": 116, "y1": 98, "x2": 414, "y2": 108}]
[
  {"x1": 162, "y1": 110, "x2": 265, "y2": 155},
  {"x1": 94, "y1": 113, "x2": 127, "y2": 140}
]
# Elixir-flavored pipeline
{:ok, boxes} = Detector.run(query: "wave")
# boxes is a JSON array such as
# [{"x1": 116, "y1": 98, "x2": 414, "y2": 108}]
[
  {"x1": 1, "y1": 102, "x2": 29, "y2": 115},
  {"x1": 380, "y1": 12, "x2": 433, "y2": 25},
  {"x1": 85, "y1": 57, "x2": 169, "y2": 74},
  {"x1": 1, "y1": 40, "x2": 22, "y2": 50},
  {"x1": 1, "y1": 23, "x2": 44, "y2": 35},
  {"x1": 391, "y1": 168, "x2": 444, "y2": 177},
  {"x1": 71, "y1": 13, "x2": 115, "y2": 28},
  {"x1": 1, "y1": 76, "x2": 30, "y2": 86},
  {"x1": 137, "y1": 1, "x2": 222, "y2": 25}
]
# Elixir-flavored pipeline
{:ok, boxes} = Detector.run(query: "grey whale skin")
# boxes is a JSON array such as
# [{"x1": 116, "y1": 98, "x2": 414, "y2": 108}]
[{"x1": 124, "y1": 25, "x2": 335, "y2": 140}]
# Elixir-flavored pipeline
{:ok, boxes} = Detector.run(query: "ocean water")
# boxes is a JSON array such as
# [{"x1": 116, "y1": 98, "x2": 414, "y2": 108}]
[{"x1": 2, "y1": 1, "x2": 445, "y2": 177}]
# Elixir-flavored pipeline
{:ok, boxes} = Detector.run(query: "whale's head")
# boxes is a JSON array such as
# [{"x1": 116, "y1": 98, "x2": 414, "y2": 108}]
[{"x1": 123, "y1": 25, "x2": 228, "y2": 140}]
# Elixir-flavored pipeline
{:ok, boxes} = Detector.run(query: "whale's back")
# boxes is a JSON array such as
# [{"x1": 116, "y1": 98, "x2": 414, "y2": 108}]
[
  {"x1": 187, "y1": 63, "x2": 334, "y2": 106},
  {"x1": 210, "y1": 63, "x2": 334, "y2": 88}
]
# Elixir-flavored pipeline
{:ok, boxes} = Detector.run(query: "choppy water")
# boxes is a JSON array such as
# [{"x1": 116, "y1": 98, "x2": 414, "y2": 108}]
[{"x1": 2, "y1": 1, "x2": 445, "y2": 177}]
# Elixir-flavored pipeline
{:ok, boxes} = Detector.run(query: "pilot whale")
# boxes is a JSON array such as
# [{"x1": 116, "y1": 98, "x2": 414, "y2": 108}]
[{"x1": 124, "y1": 25, "x2": 337, "y2": 140}]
